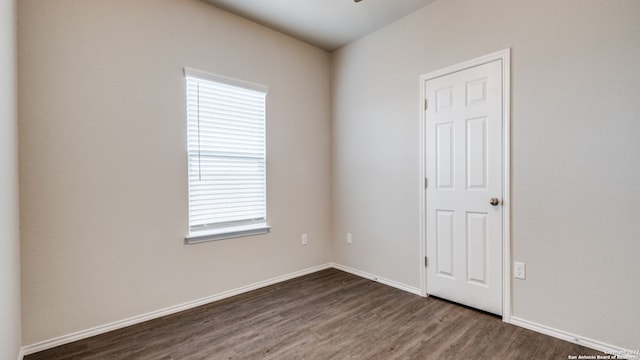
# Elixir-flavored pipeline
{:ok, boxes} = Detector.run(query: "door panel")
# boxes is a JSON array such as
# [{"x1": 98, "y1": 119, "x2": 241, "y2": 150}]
[
  {"x1": 466, "y1": 116, "x2": 487, "y2": 190},
  {"x1": 436, "y1": 210, "x2": 454, "y2": 278},
  {"x1": 466, "y1": 211, "x2": 487, "y2": 285},
  {"x1": 425, "y1": 59, "x2": 503, "y2": 315},
  {"x1": 436, "y1": 123, "x2": 454, "y2": 189}
]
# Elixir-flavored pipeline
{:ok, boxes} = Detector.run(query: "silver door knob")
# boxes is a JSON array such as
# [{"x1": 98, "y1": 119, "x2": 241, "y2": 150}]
[{"x1": 490, "y1": 197, "x2": 500, "y2": 206}]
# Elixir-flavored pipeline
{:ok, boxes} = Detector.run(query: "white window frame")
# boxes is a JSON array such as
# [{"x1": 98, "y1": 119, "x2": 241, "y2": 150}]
[{"x1": 184, "y1": 68, "x2": 270, "y2": 244}]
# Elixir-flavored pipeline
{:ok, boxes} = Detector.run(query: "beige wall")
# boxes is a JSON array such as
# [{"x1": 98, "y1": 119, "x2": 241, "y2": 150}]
[
  {"x1": 332, "y1": 0, "x2": 640, "y2": 350},
  {"x1": 19, "y1": 0, "x2": 332, "y2": 344},
  {"x1": 18, "y1": 0, "x2": 640, "y2": 351},
  {"x1": 0, "y1": 0, "x2": 21, "y2": 358}
]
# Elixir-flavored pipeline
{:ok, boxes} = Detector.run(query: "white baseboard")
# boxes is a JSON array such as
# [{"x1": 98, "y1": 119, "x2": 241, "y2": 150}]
[
  {"x1": 20, "y1": 262, "x2": 419, "y2": 357},
  {"x1": 330, "y1": 262, "x2": 422, "y2": 296},
  {"x1": 20, "y1": 263, "x2": 332, "y2": 357},
  {"x1": 21, "y1": 264, "x2": 633, "y2": 360},
  {"x1": 510, "y1": 317, "x2": 638, "y2": 359}
]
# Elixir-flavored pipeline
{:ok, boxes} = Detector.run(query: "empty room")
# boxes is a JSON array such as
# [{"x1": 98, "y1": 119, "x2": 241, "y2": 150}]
[{"x1": 1, "y1": 0, "x2": 639, "y2": 359}]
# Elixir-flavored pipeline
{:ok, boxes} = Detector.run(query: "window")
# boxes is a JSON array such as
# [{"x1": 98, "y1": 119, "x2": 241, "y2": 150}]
[{"x1": 184, "y1": 68, "x2": 269, "y2": 244}]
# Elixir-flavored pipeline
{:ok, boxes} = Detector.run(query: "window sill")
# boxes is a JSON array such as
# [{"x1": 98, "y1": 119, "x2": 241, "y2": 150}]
[{"x1": 185, "y1": 223, "x2": 271, "y2": 245}]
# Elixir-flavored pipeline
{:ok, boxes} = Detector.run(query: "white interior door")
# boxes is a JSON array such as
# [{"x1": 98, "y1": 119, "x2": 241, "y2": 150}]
[{"x1": 425, "y1": 59, "x2": 503, "y2": 315}]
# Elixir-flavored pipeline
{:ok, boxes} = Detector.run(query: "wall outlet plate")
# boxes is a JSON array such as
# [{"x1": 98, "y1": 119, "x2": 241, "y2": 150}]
[
  {"x1": 514, "y1": 261, "x2": 526, "y2": 280},
  {"x1": 301, "y1": 234, "x2": 308, "y2": 245},
  {"x1": 347, "y1": 233, "x2": 352, "y2": 244}
]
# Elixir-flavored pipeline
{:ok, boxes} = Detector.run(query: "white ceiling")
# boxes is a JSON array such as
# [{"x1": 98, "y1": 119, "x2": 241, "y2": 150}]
[{"x1": 202, "y1": 0, "x2": 437, "y2": 51}]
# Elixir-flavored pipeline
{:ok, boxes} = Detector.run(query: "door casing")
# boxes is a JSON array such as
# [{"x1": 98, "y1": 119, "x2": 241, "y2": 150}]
[{"x1": 418, "y1": 48, "x2": 511, "y2": 322}]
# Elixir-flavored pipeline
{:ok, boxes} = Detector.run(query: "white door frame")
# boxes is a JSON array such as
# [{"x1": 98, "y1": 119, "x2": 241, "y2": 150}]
[{"x1": 418, "y1": 48, "x2": 511, "y2": 322}]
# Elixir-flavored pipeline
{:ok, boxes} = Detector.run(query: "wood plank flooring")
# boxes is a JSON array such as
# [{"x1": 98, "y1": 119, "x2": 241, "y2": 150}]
[{"x1": 26, "y1": 269, "x2": 601, "y2": 359}]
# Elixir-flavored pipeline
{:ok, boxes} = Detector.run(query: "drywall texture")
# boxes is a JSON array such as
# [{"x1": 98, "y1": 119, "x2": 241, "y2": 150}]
[
  {"x1": 332, "y1": 0, "x2": 640, "y2": 350},
  {"x1": 19, "y1": 0, "x2": 332, "y2": 344},
  {"x1": 0, "y1": 0, "x2": 21, "y2": 358}
]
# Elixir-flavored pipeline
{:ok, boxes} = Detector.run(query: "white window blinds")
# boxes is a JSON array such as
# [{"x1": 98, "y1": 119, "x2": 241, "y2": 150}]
[{"x1": 185, "y1": 68, "x2": 269, "y2": 241}]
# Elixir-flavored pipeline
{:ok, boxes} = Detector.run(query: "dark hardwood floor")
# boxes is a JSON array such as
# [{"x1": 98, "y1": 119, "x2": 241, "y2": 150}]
[{"x1": 26, "y1": 269, "x2": 601, "y2": 359}]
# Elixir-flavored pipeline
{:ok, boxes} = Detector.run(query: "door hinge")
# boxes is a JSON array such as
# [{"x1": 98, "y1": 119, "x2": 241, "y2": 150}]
[
  {"x1": 425, "y1": 177, "x2": 428, "y2": 188},
  {"x1": 424, "y1": 99, "x2": 428, "y2": 110},
  {"x1": 424, "y1": 256, "x2": 429, "y2": 267}
]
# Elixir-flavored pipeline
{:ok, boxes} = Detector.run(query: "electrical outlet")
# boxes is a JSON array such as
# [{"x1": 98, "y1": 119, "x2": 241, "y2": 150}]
[
  {"x1": 347, "y1": 233, "x2": 352, "y2": 245},
  {"x1": 514, "y1": 262, "x2": 526, "y2": 280},
  {"x1": 301, "y1": 234, "x2": 308, "y2": 246}
]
